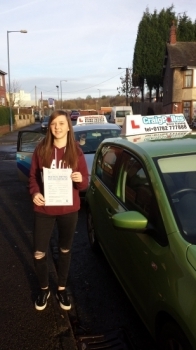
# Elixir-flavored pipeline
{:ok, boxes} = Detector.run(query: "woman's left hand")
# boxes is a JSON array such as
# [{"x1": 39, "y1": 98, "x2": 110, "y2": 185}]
[{"x1": 71, "y1": 172, "x2": 82, "y2": 183}]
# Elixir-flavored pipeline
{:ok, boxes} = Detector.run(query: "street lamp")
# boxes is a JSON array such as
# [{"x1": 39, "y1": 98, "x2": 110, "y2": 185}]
[
  {"x1": 56, "y1": 85, "x2": 59, "y2": 108},
  {"x1": 118, "y1": 67, "x2": 129, "y2": 106},
  {"x1": 97, "y1": 89, "x2": 101, "y2": 111},
  {"x1": 60, "y1": 80, "x2": 67, "y2": 108},
  {"x1": 7, "y1": 30, "x2": 27, "y2": 131}
]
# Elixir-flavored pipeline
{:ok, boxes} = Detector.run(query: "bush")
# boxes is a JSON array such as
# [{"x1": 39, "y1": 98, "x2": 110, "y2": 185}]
[{"x1": 0, "y1": 106, "x2": 15, "y2": 126}]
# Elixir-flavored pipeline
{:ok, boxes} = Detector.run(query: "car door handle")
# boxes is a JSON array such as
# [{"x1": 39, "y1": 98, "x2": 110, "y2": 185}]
[{"x1": 106, "y1": 208, "x2": 113, "y2": 218}]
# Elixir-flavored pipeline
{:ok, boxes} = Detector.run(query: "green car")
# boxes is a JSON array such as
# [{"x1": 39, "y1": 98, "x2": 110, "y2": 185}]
[{"x1": 86, "y1": 113, "x2": 196, "y2": 350}]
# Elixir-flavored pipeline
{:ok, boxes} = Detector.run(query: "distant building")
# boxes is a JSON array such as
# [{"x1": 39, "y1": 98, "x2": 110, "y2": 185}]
[
  {"x1": 6, "y1": 90, "x2": 35, "y2": 107},
  {"x1": 163, "y1": 21, "x2": 196, "y2": 124},
  {"x1": 0, "y1": 70, "x2": 7, "y2": 106},
  {"x1": 99, "y1": 107, "x2": 112, "y2": 114}
]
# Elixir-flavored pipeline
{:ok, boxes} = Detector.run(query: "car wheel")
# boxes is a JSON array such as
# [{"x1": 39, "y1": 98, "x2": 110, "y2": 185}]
[
  {"x1": 158, "y1": 321, "x2": 193, "y2": 350},
  {"x1": 86, "y1": 207, "x2": 100, "y2": 252}
]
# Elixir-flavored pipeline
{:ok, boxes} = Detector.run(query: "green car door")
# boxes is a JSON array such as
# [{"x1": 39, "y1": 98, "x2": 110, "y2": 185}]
[
  {"x1": 87, "y1": 145, "x2": 173, "y2": 328},
  {"x1": 87, "y1": 145, "x2": 154, "y2": 323},
  {"x1": 105, "y1": 150, "x2": 168, "y2": 324}
]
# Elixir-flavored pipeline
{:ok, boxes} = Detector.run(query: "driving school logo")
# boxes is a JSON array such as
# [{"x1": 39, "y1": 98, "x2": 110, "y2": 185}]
[{"x1": 142, "y1": 114, "x2": 185, "y2": 125}]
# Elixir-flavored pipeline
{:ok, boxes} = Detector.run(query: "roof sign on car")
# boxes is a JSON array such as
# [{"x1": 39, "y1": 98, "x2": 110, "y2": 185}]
[
  {"x1": 121, "y1": 113, "x2": 191, "y2": 137},
  {"x1": 76, "y1": 115, "x2": 108, "y2": 125}
]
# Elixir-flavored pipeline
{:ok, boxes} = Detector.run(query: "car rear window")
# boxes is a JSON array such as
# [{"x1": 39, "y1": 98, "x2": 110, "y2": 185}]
[
  {"x1": 116, "y1": 110, "x2": 132, "y2": 118},
  {"x1": 74, "y1": 129, "x2": 121, "y2": 152}
]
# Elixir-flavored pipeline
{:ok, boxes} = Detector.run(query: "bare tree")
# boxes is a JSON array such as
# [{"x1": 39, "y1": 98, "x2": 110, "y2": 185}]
[
  {"x1": 117, "y1": 69, "x2": 141, "y2": 104},
  {"x1": 7, "y1": 80, "x2": 22, "y2": 107}
]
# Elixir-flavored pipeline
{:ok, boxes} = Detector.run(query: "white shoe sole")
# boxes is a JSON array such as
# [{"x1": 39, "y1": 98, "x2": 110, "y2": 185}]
[
  {"x1": 56, "y1": 293, "x2": 71, "y2": 310},
  {"x1": 35, "y1": 291, "x2": 50, "y2": 311}
]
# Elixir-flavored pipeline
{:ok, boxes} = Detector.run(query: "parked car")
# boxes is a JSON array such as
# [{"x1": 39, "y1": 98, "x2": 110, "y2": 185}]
[
  {"x1": 16, "y1": 115, "x2": 121, "y2": 195},
  {"x1": 109, "y1": 106, "x2": 133, "y2": 126},
  {"x1": 34, "y1": 111, "x2": 40, "y2": 121},
  {"x1": 70, "y1": 110, "x2": 80, "y2": 121},
  {"x1": 41, "y1": 116, "x2": 50, "y2": 133},
  {"x1": 86, "y1": 113, "x2": 196, "y2": 350}
]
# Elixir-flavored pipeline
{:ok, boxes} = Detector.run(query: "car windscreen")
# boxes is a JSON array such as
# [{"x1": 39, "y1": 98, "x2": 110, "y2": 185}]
[
  {"x1": 157, "y1": 154, "x2": 196, "y2": 243},
  {"x1": 116, "y1": 110, "x2": 132, "y2": 118},
  {"x1": 74, "y1": 128, "x2": 121, "y2": 153}
]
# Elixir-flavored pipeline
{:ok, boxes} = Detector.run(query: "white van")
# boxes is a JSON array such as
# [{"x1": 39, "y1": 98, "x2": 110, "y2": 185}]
[{"x1": 109, "y1": 106, "x2": 133, "y2": 126}]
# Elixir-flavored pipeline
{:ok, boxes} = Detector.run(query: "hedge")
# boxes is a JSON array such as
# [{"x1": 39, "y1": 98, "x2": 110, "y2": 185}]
[{"x1": 0, "y1": 106, "x2": 15, "y2": 126}]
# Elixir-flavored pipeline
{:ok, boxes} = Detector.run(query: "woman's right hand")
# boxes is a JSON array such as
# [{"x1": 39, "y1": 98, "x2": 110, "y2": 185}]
[{"x1": 32, "y1": 192, "x2": 45, "y2": 206}]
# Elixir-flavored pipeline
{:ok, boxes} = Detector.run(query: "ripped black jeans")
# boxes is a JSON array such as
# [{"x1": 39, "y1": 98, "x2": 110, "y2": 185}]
[{"x1": 33, "y1": 211, "x2": 78, "y2": 288}]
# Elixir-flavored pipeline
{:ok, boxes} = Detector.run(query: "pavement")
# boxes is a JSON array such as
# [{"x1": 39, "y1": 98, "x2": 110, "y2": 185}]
[
  {"x1": 0, "y1": 123, "x2": 39, "y2": 143},
  {"x1": 0, "y1": 124, "x2": 78, "y2": 350}
]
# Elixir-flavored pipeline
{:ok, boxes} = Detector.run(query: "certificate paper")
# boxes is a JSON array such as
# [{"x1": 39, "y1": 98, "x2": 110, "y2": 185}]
[{"x1": 43, "y1": 167, "x2": 73, "y2": 206}]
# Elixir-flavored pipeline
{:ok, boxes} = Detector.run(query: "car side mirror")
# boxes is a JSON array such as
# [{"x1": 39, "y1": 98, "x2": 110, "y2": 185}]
[{"x1": 112, "y1": 211, "x2": 147, "y2": 231}]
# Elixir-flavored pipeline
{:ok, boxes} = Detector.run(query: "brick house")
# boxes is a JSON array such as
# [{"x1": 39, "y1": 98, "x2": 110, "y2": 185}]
[
  {"x1": 163, "y1": 22, "x2": 196, "y2": 124},
  {"x1": 0, "y1": 70, "x2": 7, "y2": 106}
]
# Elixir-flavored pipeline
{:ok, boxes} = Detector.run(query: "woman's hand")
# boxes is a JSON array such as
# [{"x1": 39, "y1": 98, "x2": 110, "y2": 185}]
[
  {"x1": 32, "y1": 192, "x2": 45, "y2": 206},
  {"x1": 71, "y1": 172, "x2": 82, "y2": 183}
]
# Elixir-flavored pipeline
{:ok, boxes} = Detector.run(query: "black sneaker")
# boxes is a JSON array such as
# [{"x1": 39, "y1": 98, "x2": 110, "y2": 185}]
[
  {"x1": 35, "y1": 289, "x2": 50, "y2": 311},
  {"x1": 56, "y1": 290, "x2": 71, "y2": 310}
]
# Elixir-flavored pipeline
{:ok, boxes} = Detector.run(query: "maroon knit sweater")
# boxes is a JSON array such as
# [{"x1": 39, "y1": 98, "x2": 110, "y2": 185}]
[{"x1": 29, "y1": 144, "x2": 88, "y2": 215}]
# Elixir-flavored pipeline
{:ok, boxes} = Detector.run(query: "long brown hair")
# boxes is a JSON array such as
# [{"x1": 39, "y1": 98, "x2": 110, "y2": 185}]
[{"x1": 37, "y1": 110, "x2": 80, "y2": 169}]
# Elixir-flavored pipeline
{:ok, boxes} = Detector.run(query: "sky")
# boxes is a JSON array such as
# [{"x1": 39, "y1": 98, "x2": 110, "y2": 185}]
[{"x1": 0, "y1": 0, "x2": 196, "y2": 103}]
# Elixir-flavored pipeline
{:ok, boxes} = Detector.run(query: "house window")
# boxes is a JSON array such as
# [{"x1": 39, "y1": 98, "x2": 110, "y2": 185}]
[
  {"x1": 0, "y1": 75, "x2": 3, "y2": 87},
  {"x1": 193, "y1": 101, "x2": 196, "y2": 118},
  {"x1": 184, "y1": 70, "x2": 193, "y2": 88},
  {"x1": 183, "y1": 101, "x2": 191, "y2": 122}
]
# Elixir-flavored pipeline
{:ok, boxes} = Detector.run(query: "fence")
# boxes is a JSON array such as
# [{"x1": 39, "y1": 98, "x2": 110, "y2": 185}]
[{"x1": 132, "y1": 102, "x2": 163, "y2": 115}]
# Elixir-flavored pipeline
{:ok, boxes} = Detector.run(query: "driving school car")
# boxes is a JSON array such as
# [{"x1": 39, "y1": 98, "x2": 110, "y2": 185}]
[
  {"x1": 86, "y1": 113, "x2": 196, "y2": 350},
  {"x1": 16, "y1": 115, "x2": 121, "y2": 192}
]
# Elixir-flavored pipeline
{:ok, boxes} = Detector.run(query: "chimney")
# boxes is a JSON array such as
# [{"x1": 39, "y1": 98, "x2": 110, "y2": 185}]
[{"x1": 169, "y1": 20, "x2": 176, "y2": 45}]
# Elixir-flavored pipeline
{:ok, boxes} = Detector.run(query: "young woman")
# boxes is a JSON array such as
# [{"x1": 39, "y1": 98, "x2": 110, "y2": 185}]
[{"x1": 29, "y1": 110, "x2": 88, "y2": 311}]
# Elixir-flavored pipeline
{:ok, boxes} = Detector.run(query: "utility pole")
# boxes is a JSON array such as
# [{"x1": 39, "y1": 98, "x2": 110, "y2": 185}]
[
  {"x1": 97, "y1": 89, "x2": 101, "y2": 111},
  {"x1": 60, "y1": 80, "x2": 67, "y2": 108},
  {"x1": 56, "y1": 85, "x2": 59, "y2": 108},
  {"x1": 41, "y1": 91, "x2": 43, "y2": 118},
  {"x1": 125, "y1": 68, "x2": 128, "y2": 106},
  {"x1": 35, "y1": 86, "x2": 37, "y2": 106}
]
